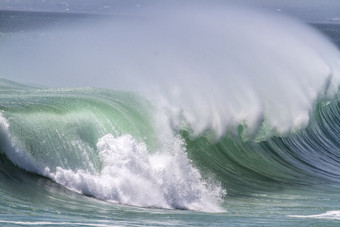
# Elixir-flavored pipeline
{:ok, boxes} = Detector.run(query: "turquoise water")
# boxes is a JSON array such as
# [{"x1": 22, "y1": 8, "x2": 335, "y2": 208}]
[
  {"x1": 1, "y1": 6, "x2": 340, "y2": 226},
  {"x1": 0, "y1": 80, "x2": 340, "y2": 226}
]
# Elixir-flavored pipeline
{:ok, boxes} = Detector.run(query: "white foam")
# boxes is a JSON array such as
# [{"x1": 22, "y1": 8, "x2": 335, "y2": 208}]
[
  {"x1": 290, "y1": 210, "x2": 340, "y2": 220},
  {"x1": 49, "y1": 133, "x2": 225, "y2": 212}
]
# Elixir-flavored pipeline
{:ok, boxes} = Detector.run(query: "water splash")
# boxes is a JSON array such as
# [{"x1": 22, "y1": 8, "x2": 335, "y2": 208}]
[
  {"x1": 49, "y1": 133, "x2": 225, "y2": 211},
  {"x1": 1, "y1": 4, "x2": 340, "y2": 140}
]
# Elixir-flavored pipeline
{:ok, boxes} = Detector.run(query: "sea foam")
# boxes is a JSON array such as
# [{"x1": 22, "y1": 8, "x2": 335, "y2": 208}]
[
  {"x1": 290, "y1": 210, "x2": 340, "y2": 220},
  {"x1": 49, "y1": 133, "x2": 225, "y2": 212}
]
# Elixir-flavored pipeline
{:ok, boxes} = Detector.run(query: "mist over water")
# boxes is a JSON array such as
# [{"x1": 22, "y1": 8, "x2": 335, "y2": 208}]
[{"x1": 1, "y1": 3, "x2": 340, "y2": 140}]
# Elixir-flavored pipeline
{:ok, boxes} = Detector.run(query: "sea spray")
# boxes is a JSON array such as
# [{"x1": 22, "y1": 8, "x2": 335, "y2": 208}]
[{"x1": 1, "y1": 5, "x2": 340, "y2": 140}]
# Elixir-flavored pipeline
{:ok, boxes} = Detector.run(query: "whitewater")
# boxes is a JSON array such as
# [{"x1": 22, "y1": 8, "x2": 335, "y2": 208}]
[{"x1": 1, "y1": 2, "x2": 340, "y2": 226}]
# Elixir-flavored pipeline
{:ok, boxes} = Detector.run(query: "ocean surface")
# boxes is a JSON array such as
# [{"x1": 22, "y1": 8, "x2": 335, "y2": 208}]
[{"x1": 1, "y1": 7, "x2": 340, "y2": 226}]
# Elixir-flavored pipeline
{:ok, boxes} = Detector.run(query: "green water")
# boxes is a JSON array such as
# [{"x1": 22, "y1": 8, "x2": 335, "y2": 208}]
[{"x1": 1, "y1": 9, "x2": 340, "y2": 226}]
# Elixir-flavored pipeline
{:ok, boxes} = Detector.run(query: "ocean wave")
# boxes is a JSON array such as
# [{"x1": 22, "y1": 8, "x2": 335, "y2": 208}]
[
  {"x1": 0, "y1": 84, "x2": 225, "y2": 211},
  {"x1": 1, "y1": 3, "x2": 340, "y2": 213}
]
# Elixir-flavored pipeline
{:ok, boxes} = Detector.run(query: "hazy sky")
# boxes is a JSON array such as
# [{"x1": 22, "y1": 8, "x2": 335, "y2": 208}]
[{"x1": 0, "y1": 0, "x2": 340, "y2": 22}]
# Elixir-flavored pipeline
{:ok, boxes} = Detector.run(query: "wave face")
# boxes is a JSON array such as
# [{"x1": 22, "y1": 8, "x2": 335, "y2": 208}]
[
  {"x1": 1, "y1": 3, "x2": 340, "y2": 221},
  {"x1": 184, "y1": 93, "x2": 340, "y2": 195},
  {"x1": 0, "y1": 81, "x2": 224, "y2": 212},
  {"x1": 1, "y1": 78, "x2": 340, "y2": 213}
]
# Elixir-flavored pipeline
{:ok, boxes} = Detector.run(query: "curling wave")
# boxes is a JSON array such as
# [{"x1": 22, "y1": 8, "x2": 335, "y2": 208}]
[
  {"x1": 0, "y1": 81, "x2": 224, "y2": 212},
  {"x1": 1, "y1": 3, "x2": 340, "y2": 213}
]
